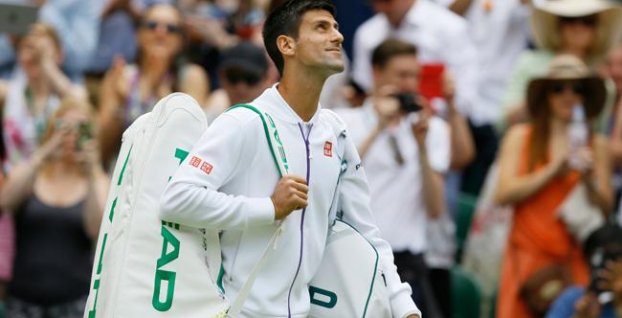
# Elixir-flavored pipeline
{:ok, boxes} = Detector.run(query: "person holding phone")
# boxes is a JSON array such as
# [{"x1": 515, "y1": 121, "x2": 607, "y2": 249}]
[
  {"x1": 0, "y1": 97, "x2": 109, "y2": 318},
  {"x1": 337, "y1": 38, "x2": 450, "y2": 318}
]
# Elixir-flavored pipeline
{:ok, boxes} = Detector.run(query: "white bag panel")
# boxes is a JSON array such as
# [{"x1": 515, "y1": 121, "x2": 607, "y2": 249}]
[
  {"x1": 85, "y1": 93, "x2": 228, "y2": 318},
  {"x1": 309, "y1": 220, "x2": 391, "y2": 318}
]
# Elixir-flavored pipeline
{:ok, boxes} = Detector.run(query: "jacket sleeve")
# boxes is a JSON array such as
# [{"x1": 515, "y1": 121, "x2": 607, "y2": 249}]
[
  {"x1": 338, "y1": 136, "x2": 421, "y2": 318},
  {"x1": 159, "y1": 112, "x2": 275, "y2": 229}
]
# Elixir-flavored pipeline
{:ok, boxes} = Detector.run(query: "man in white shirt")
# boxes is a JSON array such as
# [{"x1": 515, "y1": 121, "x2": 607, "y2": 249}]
[
  {"x1": 353, "y1": 0, "x2": 502, "y2": 198},
  {"x1": 160, "y1": 1, "x2": 421, "y2": 317},
  {"x1": 338, "y1": 38, "x2": 450, "y2": 318}
]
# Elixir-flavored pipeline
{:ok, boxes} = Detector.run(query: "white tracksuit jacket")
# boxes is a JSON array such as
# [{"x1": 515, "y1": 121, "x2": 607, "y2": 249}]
[{"x1": 160, "y1": 85, "x2": 420, "y2": 318}]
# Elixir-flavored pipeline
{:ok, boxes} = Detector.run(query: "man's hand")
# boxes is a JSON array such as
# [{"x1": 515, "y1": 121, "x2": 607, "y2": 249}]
[
  {"x1": 270, "y1": 175, "x2": 308, "y2": 220},
  {"x1": 405, "y1": 314, "x2": 421, "y2": 318},
  {"x1": 573, "y1": 292, "x2": 601, "y2": 318},
  {"x1": 411, "y1": 109, "x2": 431, "y2": 147},
  {"x1": 373, "y1": 85, "x2": 402, "y2": 129}
]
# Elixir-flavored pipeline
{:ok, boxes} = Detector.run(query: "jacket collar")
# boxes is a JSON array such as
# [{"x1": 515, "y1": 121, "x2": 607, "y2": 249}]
[{"x1": 254, "y1": 83, "x2": 322, "y2": 125}]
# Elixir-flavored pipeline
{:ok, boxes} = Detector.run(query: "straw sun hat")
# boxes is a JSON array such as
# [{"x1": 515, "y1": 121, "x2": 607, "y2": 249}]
[
  {"x1": 527, "y1": 54, "x2": 606, "y2": 118},
  {"x1": 531, "y1": 0, "x2": 622, "y2": 58}
]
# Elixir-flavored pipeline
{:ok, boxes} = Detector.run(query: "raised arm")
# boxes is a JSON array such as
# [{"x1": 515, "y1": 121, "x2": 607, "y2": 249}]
[
  {"x1": 97, "y1": 57, "x2": 128, "y2": 166},
  {"x1": 494, "y1": 125, "x2": 566, "y2": 205},
  {"x1": 0, "y1": 129, "x2": 67, "y2": 212},
  {"x1": 79, "y1": 139, "x2": 110, "y2": 240},
  {"x1": 583, "y1": 135, "x2": 613, "y2": 214},
  {"x1": 179, "y1": 64, "x2": 210, "y2": 109}
]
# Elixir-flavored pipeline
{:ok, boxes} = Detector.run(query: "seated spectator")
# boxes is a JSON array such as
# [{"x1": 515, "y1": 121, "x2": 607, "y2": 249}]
[
  {"x1": 502, "y1": 0, "x2": 622, "y2": 128},
  {"x1": 546, "y1": 223, "x2": 622, "y2": 318},
  {"x1": 0, "y1": 23, "x2": 86, "y2": 171},
  {"x1": 204, "y1": 41, "x2": 271, "y2": 120},
  {"x1": 495, "y1": 55, "x2": 613, "y2": 318},
  {"x1": 0, "y1": 97, "x2": 109, "y2": 318},
  {"x1": 98, "y1": 3, "x2": 209, "y2": 167}
]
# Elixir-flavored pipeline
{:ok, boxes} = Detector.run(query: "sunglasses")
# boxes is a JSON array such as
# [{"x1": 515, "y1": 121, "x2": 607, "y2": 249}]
[
  {"x1": 141, "y1": 20, "x2": 182, "y2": 34},
  {"x1": 560, "y1": 15, "x2": 598, "y2": 27},
  {"x1": 549, "y1": 81, "x2": 585, "y2": 95}
]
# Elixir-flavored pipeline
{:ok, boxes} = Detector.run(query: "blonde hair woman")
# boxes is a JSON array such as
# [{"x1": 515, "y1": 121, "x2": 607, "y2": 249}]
[{"x1": 0, "y1": 97, "x2": 109, "y2": 318}]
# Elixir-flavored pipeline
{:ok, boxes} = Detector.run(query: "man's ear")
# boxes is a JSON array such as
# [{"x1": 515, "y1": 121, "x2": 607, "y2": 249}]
[{"x1": 276, "y1": 35, "x2": 296, "y2": 58}]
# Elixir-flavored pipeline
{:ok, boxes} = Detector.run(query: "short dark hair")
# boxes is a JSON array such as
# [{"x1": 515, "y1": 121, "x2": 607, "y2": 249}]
[
  {"x1": 262, "y1": 0, "x2": 336, "y2": 75},
  {"x1": 371, "y1": 39, "x2": 418, "y2": 69}
]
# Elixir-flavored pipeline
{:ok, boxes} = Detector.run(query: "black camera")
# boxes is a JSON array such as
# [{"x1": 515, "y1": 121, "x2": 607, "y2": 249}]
[
  {"x1": 584, "y1": 223, "x2": 622, "y2": 300},
  {"x1": 393, "y1": 93, "x2": 422, "y2": 113}
]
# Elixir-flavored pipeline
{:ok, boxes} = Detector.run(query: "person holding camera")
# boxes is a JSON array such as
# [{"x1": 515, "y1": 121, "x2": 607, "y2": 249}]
[
  {"x1": 337, "y1": 38, "x2": 450, "y2": 318},
  {"x1": 0, "y1": 97, "x2": 109, "y2": 318},
  {"x1": 546, "y1": 223, "x2": 622, "y2": 318}
]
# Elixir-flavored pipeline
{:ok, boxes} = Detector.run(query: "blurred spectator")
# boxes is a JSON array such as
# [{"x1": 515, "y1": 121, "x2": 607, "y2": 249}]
[
  {"x1": 0, "y1": 0, "x2": 104, "y2": 79},
  {"x1": 495, "y1": 55, "x2": 613, "y2": 318},
  {"x1": 0, "y1": 23, "x2": 85, "y2": 312},
  {"x1": 0, "y1": 23, "x2": 86, "y2": 171},
  {"x1": 546, "y1": 223, "x2": 622, "y2": 318},
  {"x1": 97, "y1": 3, "x2": 209, "y2": 167},
  {"x1": 602, "y1": 43, "x2": 622, "y2": 213},
  {"x1": 351, "y1": 0, "x2": 488, "y2": 205},
  {"x1": 85, "y1": 0, "x2": 142, "y2": 75},
  {"x1": 337, "y1": 39, "x2": 450, "y2": 318},
  {"x1": 0, "y1": 97, "x2": 109, "y2": 318},
  {"x1": 204, "y1": 41, "x2": 271, "y2": 120},
  {"x1": 502, "y1": 0, "x2": 622, "y2": 128},
  {"x1": 181, "y1": 0, "x2": 265, "y2": 49},
  {"x1": 436, "y1": 0, "x2": 533, "y2": 194},
  {"x1": 181, "y1": 0, "x2": 267, "y2": 88},
  {"x1": 351, "y1": 0, "x2": 480, "y2": 126}
]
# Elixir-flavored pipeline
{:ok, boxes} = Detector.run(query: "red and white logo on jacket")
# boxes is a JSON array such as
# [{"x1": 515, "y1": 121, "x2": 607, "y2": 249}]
[{"x1": 324, "y1": 141, "x2": 332, "y2": 157}]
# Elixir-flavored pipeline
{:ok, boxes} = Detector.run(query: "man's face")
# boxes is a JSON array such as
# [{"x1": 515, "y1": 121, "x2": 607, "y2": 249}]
[
  {"x1": 373, "y1": 54, "x2": 420, "y2": 94},
  {"x1": 292, "y1": 10, "x2": 344, "y2": 76}
]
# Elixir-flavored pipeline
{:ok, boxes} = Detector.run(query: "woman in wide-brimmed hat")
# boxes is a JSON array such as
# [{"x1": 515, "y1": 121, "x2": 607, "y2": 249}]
[
  {"x1": 501, "y1": 0, "x2": 622, "y2": 128},
  {"x1": 495, "y1": 54, "x2": 613, "y2": 318}
]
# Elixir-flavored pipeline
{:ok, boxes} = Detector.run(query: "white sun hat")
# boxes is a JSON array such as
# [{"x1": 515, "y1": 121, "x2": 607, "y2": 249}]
[{"x1": 531, "y1": 0, "x2": 622, "y2": 58}]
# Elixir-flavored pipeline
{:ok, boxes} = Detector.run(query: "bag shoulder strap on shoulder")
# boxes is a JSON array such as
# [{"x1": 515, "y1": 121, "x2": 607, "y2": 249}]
[
  {"x1": 223, "y1": 104, "x2": 288, "y2": 317},
  {"x1": 226, "y1": 104, "x2": 288, "y2": 177}
]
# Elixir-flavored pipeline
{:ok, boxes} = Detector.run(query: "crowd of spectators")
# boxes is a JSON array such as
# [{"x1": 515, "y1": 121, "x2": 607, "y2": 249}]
[{"x1": 0, "y1": 0, "x2": 621, "y2": 317}]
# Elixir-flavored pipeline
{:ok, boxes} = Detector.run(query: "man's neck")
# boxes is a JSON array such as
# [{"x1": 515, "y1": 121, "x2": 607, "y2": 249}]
[{"x1": 277, "y1": 68, "x2": 328, "y2": 122}]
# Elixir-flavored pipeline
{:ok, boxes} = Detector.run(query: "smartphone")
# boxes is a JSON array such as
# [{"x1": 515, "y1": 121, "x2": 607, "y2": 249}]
[
  {"x1": 0, "y1": 3, "x2": 38, "y2": 36},
  {"x1": 76, "y1": 122, "x2": 93, "y2": 151},
  {"x1": 418, "y1": 63, "x2": 445, "y2": 101}
]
